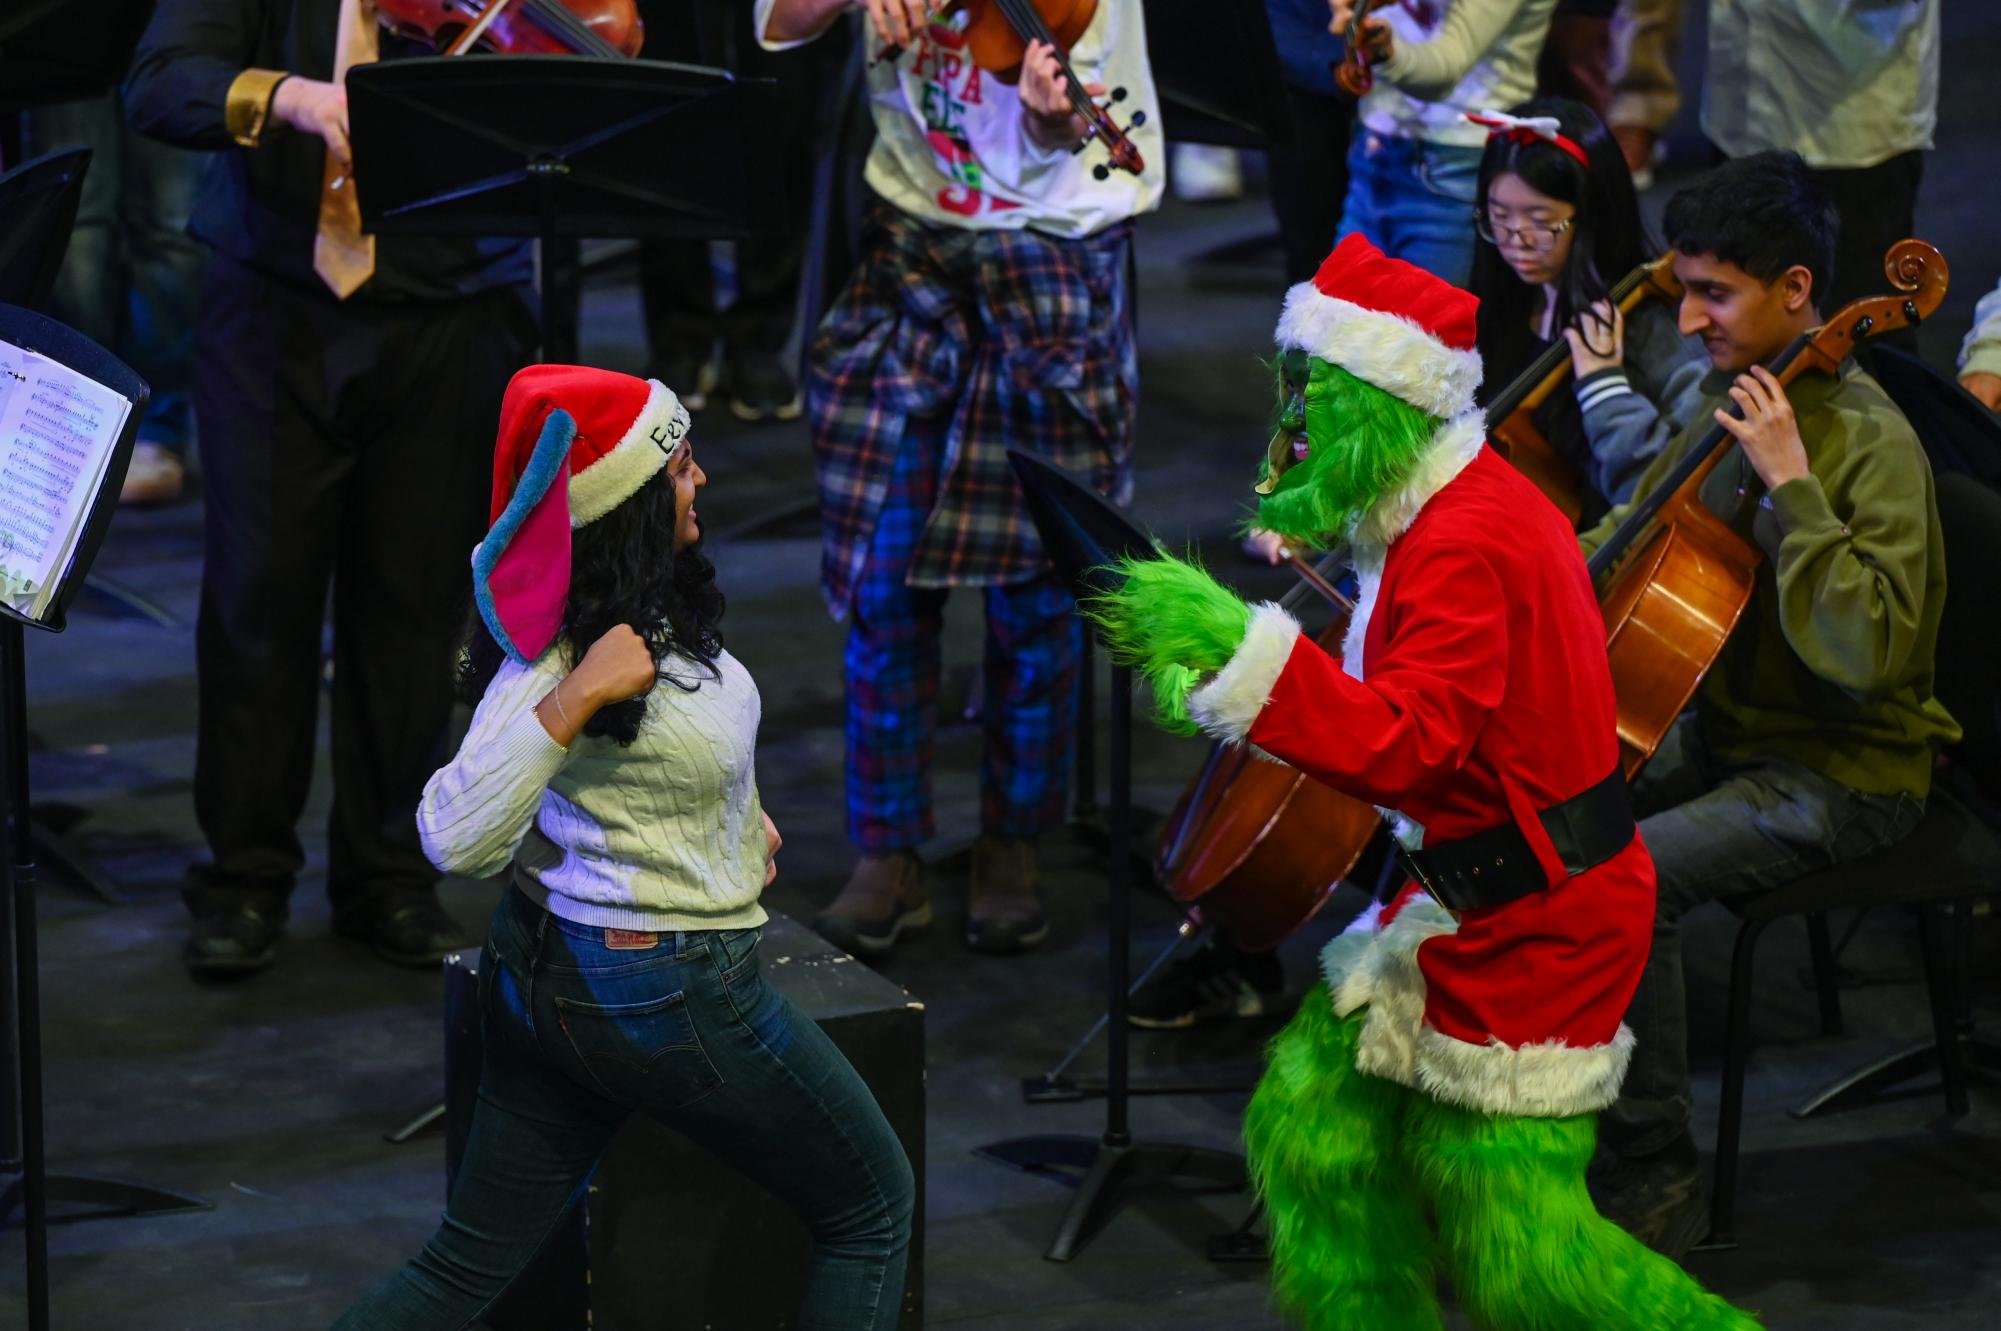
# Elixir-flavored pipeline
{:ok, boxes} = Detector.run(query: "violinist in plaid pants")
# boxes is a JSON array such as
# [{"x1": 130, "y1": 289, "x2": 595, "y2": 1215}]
[{"x1": 756, "y1": 0, "x2": 1162, "y2": 954}]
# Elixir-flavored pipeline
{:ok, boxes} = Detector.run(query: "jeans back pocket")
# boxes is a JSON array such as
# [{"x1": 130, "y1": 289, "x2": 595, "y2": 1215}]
[{"x1": 552, "y1": 988, "x2": 724, "y2": 1110}]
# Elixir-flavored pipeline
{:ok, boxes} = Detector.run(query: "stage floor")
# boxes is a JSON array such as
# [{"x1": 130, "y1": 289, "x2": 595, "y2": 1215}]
[{"x1": 9, "y1": 9, "x2": 2001, "y2": 1324}]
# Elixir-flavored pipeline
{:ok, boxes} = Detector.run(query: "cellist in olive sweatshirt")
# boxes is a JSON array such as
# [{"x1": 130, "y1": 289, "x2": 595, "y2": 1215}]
[{"x1": 1577, "y1": 152, "x2": 1959, "y2": 1260}]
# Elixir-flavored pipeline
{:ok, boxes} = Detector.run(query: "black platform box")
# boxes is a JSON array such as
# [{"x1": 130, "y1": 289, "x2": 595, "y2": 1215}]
[{"x1": 442, "y1": 912, "x2": 925, "y2": 1329}]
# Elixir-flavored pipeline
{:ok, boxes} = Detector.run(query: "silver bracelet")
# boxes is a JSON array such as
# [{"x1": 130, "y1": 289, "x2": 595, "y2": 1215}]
[{"x1": 553, "y1": 681, "x2": 574, "y2": 732}]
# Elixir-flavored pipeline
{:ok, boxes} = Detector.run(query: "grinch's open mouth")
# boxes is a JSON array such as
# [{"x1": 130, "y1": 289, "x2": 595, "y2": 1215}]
[{"x1": 1255, "y1": 430, "x2": 1311, "y2": 495}]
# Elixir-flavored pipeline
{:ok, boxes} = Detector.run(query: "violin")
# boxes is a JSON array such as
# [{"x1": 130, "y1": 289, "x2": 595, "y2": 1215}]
[
  {"x1": 1153, "y1": 554, "x2": 1385, "y2": 951},
  {"x1": 1485, "y1": 253, "x2": 1684, "y2": 525},
  {"x1": 375, "y1": 0, "x2": 643, "y2": 60},
  {"x1": 879, "y1": 0, "x2": 1147, "y2": 178},
  {"x1": 1333, "y1": 0, "x2": 1392, "y2": 99},
  {"x1": 1591, "y1": 239, "x2": 1949, "y2": 778}
]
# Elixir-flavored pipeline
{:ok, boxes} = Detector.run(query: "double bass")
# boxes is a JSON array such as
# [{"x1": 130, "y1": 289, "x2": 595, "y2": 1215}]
[
  {"x1": 1485, "y1": 253, "x2": 1684, "y2": 524},
  {"x1": 1591, "y1": 239, "x2": 1949, "y2": 778}
]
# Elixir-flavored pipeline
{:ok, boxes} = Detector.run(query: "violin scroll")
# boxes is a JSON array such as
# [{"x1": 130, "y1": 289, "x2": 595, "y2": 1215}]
[{"x1": 1087, "y1": 87, "x2": 1146, "y2": 179}]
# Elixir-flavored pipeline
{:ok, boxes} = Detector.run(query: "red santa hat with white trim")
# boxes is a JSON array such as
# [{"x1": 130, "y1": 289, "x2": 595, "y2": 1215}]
[
  {"x1": 1273, "y1": 232, "x2": 1482, "y2": 420},
  {"x1": 472, "y1": 364, "x2": 689, "y2": 663}
]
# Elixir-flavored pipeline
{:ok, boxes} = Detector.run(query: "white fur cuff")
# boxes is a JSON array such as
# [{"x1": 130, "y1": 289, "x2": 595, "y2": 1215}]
[{"x1": 1187, "y1": 602, "x2": 1301, "y2": 745}]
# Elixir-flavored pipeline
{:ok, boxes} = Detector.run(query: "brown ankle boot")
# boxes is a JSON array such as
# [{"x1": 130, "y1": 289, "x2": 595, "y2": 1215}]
[
  {"x1": 812, "y1": 851, "x2": 930, "y2": 957},
  {"x1": 966, "y1": 836, "x2": 1049, "y2": 954}
]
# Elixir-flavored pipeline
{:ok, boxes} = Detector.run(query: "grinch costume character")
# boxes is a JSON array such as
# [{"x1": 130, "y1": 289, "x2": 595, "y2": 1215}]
[{"x1": 1088, "y1": 235, "x2": 1759, "y2": 1331}]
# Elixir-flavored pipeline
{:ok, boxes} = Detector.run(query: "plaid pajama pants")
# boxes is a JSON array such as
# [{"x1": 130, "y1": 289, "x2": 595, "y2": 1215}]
[
  {"x1": 844, "y1": 422, "x2": 1082, "y2": 851},
  {"x1": 814, "y1": 205, "x2": 1137, "y2": 853}
]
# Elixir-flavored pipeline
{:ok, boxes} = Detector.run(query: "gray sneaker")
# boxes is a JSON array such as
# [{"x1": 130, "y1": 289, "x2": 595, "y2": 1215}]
[{"x1": 813, "y1": 851, "x2": 931, "y2": 957}]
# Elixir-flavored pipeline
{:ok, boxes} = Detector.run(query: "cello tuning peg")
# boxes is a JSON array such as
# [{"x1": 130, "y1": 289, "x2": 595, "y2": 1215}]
[
  {"x1": 1129, "y1": 110, "x2": 1147, "y2": 128},
  {"x1": 1093, "y1": 164, "x2": 1111, "y2": 181},
  {"x1": 1110, "y1": 86, "x2": 1127, "y2": 102}
]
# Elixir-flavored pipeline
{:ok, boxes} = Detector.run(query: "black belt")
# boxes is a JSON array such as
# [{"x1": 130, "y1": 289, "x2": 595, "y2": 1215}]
[{"x1": 1398, "y1": 767, "x2": 1634, "y2": 912}]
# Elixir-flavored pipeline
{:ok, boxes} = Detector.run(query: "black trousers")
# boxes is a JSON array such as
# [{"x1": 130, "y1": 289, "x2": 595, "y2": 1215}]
[
  {"x1": 189, "y1": 254, "x2": 536, "y2": 919},
  {"x1": 636, "y1": 0, "x2": 835, "y2": 363},
  {"x1": 1810, "y1": 149, "x2": 1926, "y2": 317},
  {"x1": 1268, "y1": 86, "x2": 1356, "y2": 286}
]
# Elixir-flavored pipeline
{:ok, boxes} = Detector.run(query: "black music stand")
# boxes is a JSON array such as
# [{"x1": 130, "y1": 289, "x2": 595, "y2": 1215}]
[
  {"x1": 1863, "y1": 344, "x2": 2001, "y2": 486},
  {"x1": 0, "y1": 0, "x2": 153, "y2": 166},
  {"x1": 347, "y1": 55, "x2": 781, "y2": 363},
  {"x1": 0, "y1": 305, "x2": 212, "y2": 1331},
  {"x1": 973, "y1": 452, "x2": 1245, "y2": 1263}
]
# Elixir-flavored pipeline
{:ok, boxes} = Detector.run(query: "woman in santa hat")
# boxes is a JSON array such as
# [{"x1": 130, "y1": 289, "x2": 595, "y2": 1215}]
[{"x1": 332, "y1": 365, "x2": 914, "y2": 1330}]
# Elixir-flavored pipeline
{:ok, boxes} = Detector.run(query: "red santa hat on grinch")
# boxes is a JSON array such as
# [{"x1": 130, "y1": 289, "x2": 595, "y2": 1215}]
[
  {"x1": 472, "y1": 364, "x2": 689, "y2": 663},
  {"x1": 1273, "y1": 232, "x2": 1482, "y2": 421}
]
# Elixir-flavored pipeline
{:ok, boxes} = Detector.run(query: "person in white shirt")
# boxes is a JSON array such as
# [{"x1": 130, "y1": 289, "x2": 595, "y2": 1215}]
[
  {"x1": 757, "y1": 0, "x2": 1164, "y2": 959},
  {"x1": 333, "y1": 364, "x2": 914, "y2": 1331},
  {"x1": 1958, "y1": 277, "x2": 2001, "y2": 412},
  {"x1": 1330, "y1": 0, "x2": 1560, "y2": 285},
  {"x1": 1703, "y1": 0, "x2": 1939, "y2": 315}
]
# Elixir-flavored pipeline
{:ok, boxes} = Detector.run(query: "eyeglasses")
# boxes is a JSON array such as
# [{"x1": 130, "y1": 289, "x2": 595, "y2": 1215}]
[{"x1": 1476, "y1": 212, "x2": 1575, "y2": 252}]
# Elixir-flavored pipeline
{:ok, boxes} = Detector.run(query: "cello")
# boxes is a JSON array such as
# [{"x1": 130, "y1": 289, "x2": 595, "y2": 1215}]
[
  {"x1": 1591, "y1": 239, "x2": 1949, "y2": 778},
  {"x1": 1485, "y1": 253, "x2": 1684, "y2": 524},
  {"x1": 1153, "y1": 554, "x2": 1385, "y2": 952}
]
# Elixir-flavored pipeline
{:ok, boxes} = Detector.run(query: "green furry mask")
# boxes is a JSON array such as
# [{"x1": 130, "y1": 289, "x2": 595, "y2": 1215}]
[{"x1": 1251, "y1": 354, "x2": 1442, "y2": 551}]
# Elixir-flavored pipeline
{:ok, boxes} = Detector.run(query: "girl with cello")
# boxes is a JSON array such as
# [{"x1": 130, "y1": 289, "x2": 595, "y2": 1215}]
[{"x1": 1470, "y1": 98, "x2": 1708, "y2": 526}]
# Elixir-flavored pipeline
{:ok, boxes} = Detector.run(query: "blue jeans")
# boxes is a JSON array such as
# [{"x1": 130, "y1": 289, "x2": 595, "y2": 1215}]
[
  {"x1": 1335, "y1": 132, "x2": 1483, "y2": 287},
  {"x1": 333, "y1": 890, "x2": 915, "y2": 1330},
  {"x1": 24, "y1": 93, "x2": 207, "y2": 451}
]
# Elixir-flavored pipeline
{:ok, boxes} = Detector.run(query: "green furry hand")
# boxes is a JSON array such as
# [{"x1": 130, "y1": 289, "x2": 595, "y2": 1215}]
[{"x1": 1082, "y1": 556, "x2": 1252, "y2": 734}]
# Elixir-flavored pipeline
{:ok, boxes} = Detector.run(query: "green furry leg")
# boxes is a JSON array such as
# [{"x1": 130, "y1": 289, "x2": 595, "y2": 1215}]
[
  {"x1": 1405, "y1": 1096, "x2": 1763, "y2": 1331},
  {"x1": 1244, "y1": 987, "x2": 1443, "y2": 1331}
]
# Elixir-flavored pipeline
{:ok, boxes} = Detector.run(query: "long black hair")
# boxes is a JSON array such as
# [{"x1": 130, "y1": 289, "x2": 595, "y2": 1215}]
[
  {"x1": 1470, "y1": 97, "x2": 1653, "y2": 401},
  {"x1": 457, "y1": 465, "x2": 725, "y2": 746}
]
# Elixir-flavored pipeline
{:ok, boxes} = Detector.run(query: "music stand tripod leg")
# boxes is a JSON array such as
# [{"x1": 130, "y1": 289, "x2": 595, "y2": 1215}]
[
  {"x1": 1, "y1": 622, "x2": 207, "y2": 1331},
  {"x1": 975, "y1": 663, "x2": 1246, "y2": 1262}
]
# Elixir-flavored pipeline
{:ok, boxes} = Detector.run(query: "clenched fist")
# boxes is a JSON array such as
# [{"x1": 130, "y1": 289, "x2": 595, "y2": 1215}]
[{"x1": 572, "y1": 624, "x2": 658, "y2": 706}]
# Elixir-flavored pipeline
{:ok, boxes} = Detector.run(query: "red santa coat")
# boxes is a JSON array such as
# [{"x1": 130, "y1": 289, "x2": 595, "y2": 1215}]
[{"x1": 1189, "y1": 419, "x2": 1653, "y2": 1118}]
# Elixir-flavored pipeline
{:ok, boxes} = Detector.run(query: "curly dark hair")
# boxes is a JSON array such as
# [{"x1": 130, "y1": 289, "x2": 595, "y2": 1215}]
[
  {"x1": 1663, "y1": 149, "x2": 1837, "y2": 312},
  {"x1": 458, "y1": 466, "x2": 725, "y2": 746}
]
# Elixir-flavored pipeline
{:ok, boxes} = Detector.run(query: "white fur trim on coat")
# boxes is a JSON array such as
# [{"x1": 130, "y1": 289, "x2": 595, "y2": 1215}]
[
  {"x1": 1186, "y1": 602, "x2": 1301, "y2": 745},
  {"x1": 1349, "y1": 411, "x2": 1488, "y2": 551},
  {"x1": 1321, "y1": 894, "x2": 1635, "y2": 1118},
  {"x1": 568, "y1": 379, "x2": 689, "y2": 527},
  {"x1": 1276, "y1": 284, "x2": 1483, "y2": 420}
]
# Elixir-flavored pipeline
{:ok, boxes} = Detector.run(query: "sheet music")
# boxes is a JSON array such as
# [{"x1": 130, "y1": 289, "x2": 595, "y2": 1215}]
[{"x1": 0, "y1": 338, "x2": 132, "y2": 621}]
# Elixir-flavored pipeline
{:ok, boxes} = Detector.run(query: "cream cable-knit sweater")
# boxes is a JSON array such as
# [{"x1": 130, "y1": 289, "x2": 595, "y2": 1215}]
[{"x1": 418, "y1": 645, "x2": 769, "y2": 933}]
